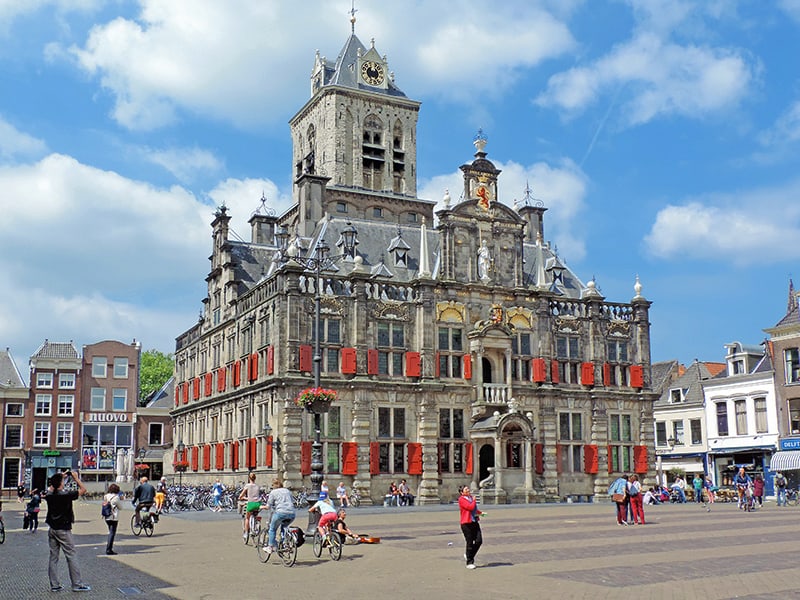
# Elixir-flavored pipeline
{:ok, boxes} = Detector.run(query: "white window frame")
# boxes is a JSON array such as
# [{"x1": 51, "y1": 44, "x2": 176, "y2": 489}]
[
  {"x1": 112, "y1": 388, "x2": 127, "y2": 411},
  {"x1": 148, "y1": 423, "x2": 164, "y2": 446},
  {"x1": 59, "y1": 372, "x2": 76, "y2": 389},
  {"x1": 4, "y1": 424, "x2": 23, "y2": 448},
  {"x1": 5, "y1": 403, "x2": 23, "y2": 417},
  {"x1": 36, "y1": 372, "x2": 53, "y2": 388},
  {"x1": 57, "y1": 394, "x2": 75, "y2": 417},
  {"x1": 34, "y1": 422, "x2": 50, "y2": 446},
  {"x1": 56, "y1": 422, "x2": 73, "y2": 447},
  {"x1": 90, "y1": 387, "x2": 106, "y2": 411},
  {"x1": 35, "y1": 394, "x2": 52, "y2": 416},
  {"x1": 92, "y1": 356, "x2": 107, "y2": 378},
  {"x1": 113, "y1": 357, "x2": 129, "y2": 379}
]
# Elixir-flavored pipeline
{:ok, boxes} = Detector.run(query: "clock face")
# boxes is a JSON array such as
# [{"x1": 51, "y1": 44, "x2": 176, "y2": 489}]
[{"x1": 361, "y1": 61, "x2": 385, "y2": 86}]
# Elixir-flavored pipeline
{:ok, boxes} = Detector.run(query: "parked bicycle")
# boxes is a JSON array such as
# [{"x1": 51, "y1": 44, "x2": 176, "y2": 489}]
[
  {"x1": 349, "y1": 486, "x2": 362, "y2": 508},
  {"x1": 312, "y1": 523, "x2": 342, "y2": 561},
  {"x1": 293, "y1": 487, "x2": 310, "y2": 508},
  {"x1": 131, "y1": 505, "x2": 156, "y2": 537},
  {"x1": 256, "y1": 517, "x2": 298, "y2": 567},
  {"x1": 786, "y1": 488, "x2": 799, "y2": 506}
]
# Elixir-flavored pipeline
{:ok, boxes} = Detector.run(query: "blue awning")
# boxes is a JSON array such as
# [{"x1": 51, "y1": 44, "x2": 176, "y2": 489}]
[{"x1": 770, "y1": 451, "x2": 800, "y2": 471}]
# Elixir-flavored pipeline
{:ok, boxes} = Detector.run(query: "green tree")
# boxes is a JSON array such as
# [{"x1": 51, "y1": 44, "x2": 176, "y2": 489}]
[{"x1": 139, "y1": 349, "x2": 174, "y2": 406}]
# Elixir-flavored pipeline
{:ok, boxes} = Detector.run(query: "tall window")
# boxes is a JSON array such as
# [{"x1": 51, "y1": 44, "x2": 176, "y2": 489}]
[
  {"x1": 377, "y1": 322, "x2": 405, "y2": 376},
  {"x1": 655, "y1": 421, "x2": 667, "y2": 446},
  {"x1": 438, "y1": 408, "x2": 465, "y2": 473},
  {"x1": 558, "y1": 412, "x2": 583, "y2": 472},
  {"x1": 362, "y1": 114, "x2": 384, "y2": 190},
  {"x1": 555, "y1": 335, "x2": 580, "y2": 384},
  {"x1": 59, "y1": 373, "x2": 75, "y2": 389},
  {"x1": 4, "y1": 424, "x2": 22, "y2": 448},
  {"x1": 112, "y1": 389, "x2": 127, "y2": 411},
  {"x1": 36, "y1": 372, "x2": 53, "y2": 388},
  {"x1": 113, "y1": 357, "x2": 129, "y2": 378},
  {"x1": 438, "y1": 327, "x2": 463, "y2": 378},
  {"x1": 56, "y1": 422, "x2": 73, "y2": 447},
  {"x1": 91, "y1": 388, "x2": 106, "y2": 411},
  {"x1": 755, "y1": 397, "x2": 768, "y2": 433},
  {"x1": 735, "y1": 399, "x2": 747, "y2": 435},
  {"x1": 57, "y1": 395, "x2": 74, "y2": 417},
  {"x1": 690, "y1": 419, "x2": 702, "y2": 445},
  {"x1": 321, "y1": 407, "x2": 342, "y2": 474},
  {"x1": 606, "y1": 340, "x2": 629, "y2": 386},
  {"x1": 785, "y1": 348, "x2": 800, "y2": 383},
  {"x1": 377, "y1": 407, "x2": 405, "y2": 473},
  {"x1": 313, "y1": 317, "x2": 342, "y2": 373},
  {"x1": 511, "y1": 332, "x2": 532, "y2": 381},
  {"x1": 34, "y1": 422, "x2": 50, "y2": 446},
  {"x1": 35, "y1": 394, "x2": 52, "y2": 416},
  {"x1": 149, "y1": 423, "x2": 164, "y2": 445},
  {"x1": 672, "y1": 420, "x2": 684, "y2": 445},
  {"x1": 2, "y1": 457, "x2": 20, "y2": 489},
  {"x1": 609, "y1": 414, "x2": 633, "y2": 472},
  {"x1": 92, "y1": 356, "x2": 107, "y2": 378},
  {"x1": 716, "y1": 402, "x2": 729, "y2": 436}
]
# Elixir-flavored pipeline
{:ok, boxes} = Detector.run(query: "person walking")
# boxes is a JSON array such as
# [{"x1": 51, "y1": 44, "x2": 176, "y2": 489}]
[
  {"x1": 705, "y1": 475, "x2": 717, "y2": 505},
  {"x1": 628, "y1": 475, "x2": 645, "y2": 525},
  {"x1": 17, "y1": 481, "x2": 26, "y2": 503},
  {"x1": 211, "y1": 478, "x2": 225, "y2": 512},
  {"x1": 608, "y1": 475, "x2": 629, "y2": 525},
  {"x1": 753, "y1": 474, "x2": 765, "y2": 507},
  {"x1": 693, "y1": 474, "x2": 705, "y2": 505},
  {"x1": 775, "y1": 471, "x2": 788, "y2": 507},
  {"x1": 44, "y1": 470, "x2": 91, "y2": 592},
  {"x1": 458, "y1": 485, "x2": 483, "y2": 569},
  {"x1": 103, "y1": 483, "x2": 122, "y2": 555},
  {"x1": 26, "y1": 488, "x2": 42, "y2": 532}
]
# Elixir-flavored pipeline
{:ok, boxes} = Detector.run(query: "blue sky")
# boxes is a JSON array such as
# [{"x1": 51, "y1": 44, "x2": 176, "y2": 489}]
[{"x1": 2, "y1": 0, "x2": 799, "y2": 369}]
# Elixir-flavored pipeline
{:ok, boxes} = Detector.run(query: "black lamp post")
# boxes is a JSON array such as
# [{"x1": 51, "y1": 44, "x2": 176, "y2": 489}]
[
  {"x1": 176, "y1": 440, "x2": 186, "y2": 489},
  {"x1": 286, "y1": 223, "x2": 357, "y2": 536},
  {"x1": 136, "y1": 446, "x2": 147, "y2": 480}
]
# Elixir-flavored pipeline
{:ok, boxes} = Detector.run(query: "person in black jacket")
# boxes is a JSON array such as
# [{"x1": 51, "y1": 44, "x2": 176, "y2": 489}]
[
  {"x1": 44, "y1": 470, "x2": 91, "y2": 592},
  {"x1": 132, "y1": 476, "x2": 156, "y2": 526}
]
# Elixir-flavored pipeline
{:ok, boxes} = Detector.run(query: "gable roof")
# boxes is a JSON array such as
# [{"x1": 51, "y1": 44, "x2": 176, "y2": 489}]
[
  {"x1": 31, "y1": 340, "x2": 79, "y2": 360},
  {"x1": 0, "y1": 349, "x2": 26, "y2": 388}
]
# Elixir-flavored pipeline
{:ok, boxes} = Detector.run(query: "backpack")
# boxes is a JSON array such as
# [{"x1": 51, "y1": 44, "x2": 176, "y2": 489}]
[
  {"x1": 101, "y1": 499, "x2": 113, "y2": 519},
  {"x1": 776, "y1": 475, "x2": 786, "y2": 488}
]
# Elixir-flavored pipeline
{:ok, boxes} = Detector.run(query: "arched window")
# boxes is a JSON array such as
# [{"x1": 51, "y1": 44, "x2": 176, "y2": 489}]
[{"x1": 362, "y1": 115, "x2": 384, "y2": 190}]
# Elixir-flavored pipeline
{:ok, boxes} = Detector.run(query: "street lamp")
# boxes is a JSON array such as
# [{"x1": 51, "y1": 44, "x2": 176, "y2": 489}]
[
  {"x1": 136, "y1": 446, "x2": 147, "y2": 480},
  {"x1": 286, "y1": 223, "x2": 357, "y2": 535},
  {"x1": 177, "y1": 440, "x2": 186, "y2": 489}
]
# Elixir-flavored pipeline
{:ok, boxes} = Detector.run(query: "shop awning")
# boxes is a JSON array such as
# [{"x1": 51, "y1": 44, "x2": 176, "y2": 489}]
[{"x1": 769, "y1": 451, "x2": 800, "y2": 471}]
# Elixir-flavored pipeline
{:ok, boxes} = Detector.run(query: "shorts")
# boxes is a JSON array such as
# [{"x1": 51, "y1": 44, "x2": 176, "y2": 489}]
[
  {"x1": 155, "y1": 492, "x2": 165, "y2": 502},
  {"x1": 246, "y1": 501, "x2": 261, "y2": 513},
  {"x1": 319, "y1": 512, "x2": 337, "y2": 529}
]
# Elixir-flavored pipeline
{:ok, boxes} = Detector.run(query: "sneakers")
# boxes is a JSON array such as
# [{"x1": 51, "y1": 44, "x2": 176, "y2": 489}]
[
  {"x1": 266, "y1": 546, "x2": 274, "y2": 554},
  {"x1": 72, "y1": 585, "x2": 91, "y2": 592},
  {"x1": 50, "y1": 585, "x2": 63, "y2": 592},
  {"x1": 466, "y1": 564, "x2": 477, "y2": 570}
]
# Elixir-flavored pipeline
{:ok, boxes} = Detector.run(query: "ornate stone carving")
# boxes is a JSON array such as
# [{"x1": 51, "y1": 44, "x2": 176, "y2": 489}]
[
  {"x1": 369, "y1": 301, "x2": 410, "y2": 321},
  {"x1": 606, "y1": 319, "x2": 631, "y2": 337},
  {"x1": 507, "y1": 306, "x2": 533, "y2": 329},
  {"x1": 436, "y1": 300, "x2": 466, "y2": 323},
  {"x1": 555, "y1": 315, "x2": 581, "y2": 333}
]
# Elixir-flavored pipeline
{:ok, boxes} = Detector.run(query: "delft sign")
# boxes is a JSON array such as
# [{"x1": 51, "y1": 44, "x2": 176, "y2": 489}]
[{"x1": 779, "y1": 438, "x2": 800, "y2": 451}]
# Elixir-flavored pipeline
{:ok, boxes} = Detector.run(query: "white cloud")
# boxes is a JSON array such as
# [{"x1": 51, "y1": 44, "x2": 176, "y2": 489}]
[
  {"x1": 206, "y1": 177, "x2": 293, "y2": 240},
  {"x1": 143, "y1": 146, "x2": 225, "y2": 184},
  {"x1": 779, "y1": 0, "x2": 800, "y2": 22},
  {"x1": 0, "y1": 116, "x2": 48, "y2": 160},
  {"x1": 758, "y1": 100, "x2": 800, "y2": 146},
  {"x1": 644, "y1": 181, "x2": 800, "y2": 264}
]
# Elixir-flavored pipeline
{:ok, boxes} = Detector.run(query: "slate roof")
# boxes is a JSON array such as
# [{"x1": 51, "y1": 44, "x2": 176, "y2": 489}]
[
  {"x1": 31, "y1": 340, "x2": 79, "y2": 360},
  {"x1": 321, "y1": 34, "x2": 408, "y2": 98},
  {"x1": 145, "y1": 376, "x2": 175, "y2": 410},
  {"x1": 0, "y1": 349, "x2": 26, "y2": 388},
  {"x1": 654, "y1": 360, "x2": 719, "y2": 407},
  {"x1": 651, "y1": 360, "x2": 680, "y2": 395}
]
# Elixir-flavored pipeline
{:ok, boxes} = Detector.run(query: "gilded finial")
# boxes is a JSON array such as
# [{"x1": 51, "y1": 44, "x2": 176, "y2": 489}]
[{"x1": 349, "y1": 1, "x2": 357, "y2": 33}]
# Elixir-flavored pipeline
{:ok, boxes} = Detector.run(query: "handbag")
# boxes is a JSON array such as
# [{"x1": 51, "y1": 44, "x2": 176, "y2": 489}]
[{"x1": 612, "y1": 493, "x2": 625, "y2": 503}]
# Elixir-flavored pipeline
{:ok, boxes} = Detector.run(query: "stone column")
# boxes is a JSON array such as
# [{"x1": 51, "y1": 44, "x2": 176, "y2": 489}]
[
  {"x1": 417, "y1": 391, "x2": 441, "y2": 505},
  {"x1": 351, "y1": 389, "x2": 373, "y2": 505}
]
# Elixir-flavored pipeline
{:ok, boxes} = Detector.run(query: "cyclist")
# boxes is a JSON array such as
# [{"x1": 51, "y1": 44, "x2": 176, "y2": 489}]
[
  {"x1": 733, "y1": 467, "x2": 752, "y2": 510},
  {"x1": 239, "y1": 472, "x2": 261, "y2": 542},
  {"x1": 309, "y1": 496, "x2": 337, "y2": 538},
  {"x1": 154, "y1": 477, "x2": 167, "y2": 513},
  {"x1": 132, "y1": 476, "x2": 156, "y2": 526},
  {"x1": 265, "y1": 479, "x2": 296, "y2": 554}
]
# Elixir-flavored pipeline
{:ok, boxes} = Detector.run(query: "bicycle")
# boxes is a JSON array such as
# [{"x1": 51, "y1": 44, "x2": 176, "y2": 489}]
[
  {"x1": 349, "y1": 487, "x2": 361, "y2": 508},
  {"x1": 131, "y1": 506, "x2": 156, "y2": 537},
  {"x1": 256, "y1": 517, "x2": 298, "y2": 567},
  {"x1": 242, "y1": 506, "x2": 263, "y2": 545},
  {"x1": 786, "y1": 488, "x2": 799, "y2": 506},
  {"x1": 312, "y1": 524, "x2": 342, "y2": 561},
  {"x1": 0, "y1": 517, "x2": 5, "y2": 544},
  {"x1": 293, "y1": 487, "x2": 309, "y2": 509}
]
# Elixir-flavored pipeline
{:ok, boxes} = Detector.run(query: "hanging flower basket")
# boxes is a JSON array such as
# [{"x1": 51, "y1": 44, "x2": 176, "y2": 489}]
[
  {"x1": 295, "y1": 387, "x2": 336, "y2": 413},
  {"x1": 134, "y1": 463, "x2": 150, "y2": 471},
  {"x1": 173, "y1": 460, "x2": 189, "y2": 472}
]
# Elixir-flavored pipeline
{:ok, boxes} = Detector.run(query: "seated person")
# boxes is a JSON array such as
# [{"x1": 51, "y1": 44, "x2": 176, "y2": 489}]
[
  {"x1": 643, "y1": 487, "x2": 659, "y2": 505},
  {"x1": 309, "y1": 497, "x2": 337, "y2": 537},
  {"x1": 384, "y1": 482, "x2": 400, "y2": 507},
  {"x1": 333, "y1": 508, "x2": 358, "y2": 544},
  {"x1": 398, "y1": 479, "x2": 414, "y2": 506}
]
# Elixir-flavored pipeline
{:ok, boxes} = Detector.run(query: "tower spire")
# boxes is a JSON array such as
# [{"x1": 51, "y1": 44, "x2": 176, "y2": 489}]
[{"x1": 350, "y1": 1, "x2": 358, "y2": 33}]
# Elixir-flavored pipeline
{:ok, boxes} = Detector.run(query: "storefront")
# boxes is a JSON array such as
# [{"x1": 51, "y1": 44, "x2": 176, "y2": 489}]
[
  {"x1": 80, "y1": 415, "x2": 134, "y2": 483},
  {"x1": 709, "y1": 445, "x2": 775, "y2": 495},
  {"x1": 768, "y1": 438, "x2": 800, "y2": 489},
  {"x1": 29, "y1": 450, "x2": 77, "y2": 492}
]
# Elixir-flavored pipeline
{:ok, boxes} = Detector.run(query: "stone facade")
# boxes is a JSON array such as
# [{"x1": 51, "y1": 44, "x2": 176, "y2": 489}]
[{"x1": 171, "y1": 27, "x2": 657, "y2": 504}]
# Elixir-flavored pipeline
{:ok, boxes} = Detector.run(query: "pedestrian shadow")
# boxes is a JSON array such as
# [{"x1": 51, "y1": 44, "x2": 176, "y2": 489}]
[{"x1": 480, "y1": 561, "x2": 514, "y2": 568}]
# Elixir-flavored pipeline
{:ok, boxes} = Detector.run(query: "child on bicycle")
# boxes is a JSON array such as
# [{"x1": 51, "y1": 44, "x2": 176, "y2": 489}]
[
  {"x1": 239, "y1": 472, "x2": 261, "y2": 541},
  {"x1": 309, "y1": 496, "x2": 337, "y2": 537}
]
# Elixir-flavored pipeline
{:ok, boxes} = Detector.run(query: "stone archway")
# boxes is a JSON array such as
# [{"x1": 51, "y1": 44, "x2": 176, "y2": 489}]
[
  {"x1": 481, "y1": 357, "x2": 493, "y2": 384},
  {"x1": 478, "y1": 443, "x2": 494, "y2": 483}
]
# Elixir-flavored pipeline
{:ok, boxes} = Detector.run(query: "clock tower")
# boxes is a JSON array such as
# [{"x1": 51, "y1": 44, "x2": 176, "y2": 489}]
[{"x1": 290, "y1": 23, "x2": 420, "y2": 198}]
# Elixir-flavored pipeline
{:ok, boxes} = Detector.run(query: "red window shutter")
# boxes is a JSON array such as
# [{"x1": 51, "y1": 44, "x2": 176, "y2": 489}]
[
  {"x1": 532, "y1": 358, "x2": 546, "y2": 383},
  {"x1": 535, "y1": 443, "x2": 544, "y2": 474},
  {"x1": 434, "y1": 352, "x2": 440, "y2": 377},
  {"x1": 581, "y1": 362, "x2": 595, "y2": 386},
  {"x1": 193, "y1": 377, "x2": 201, "y2": 400},
  {"x1": 267, "y1": 346, "x2": 275, "y2": 375},
  {"x1": 204, "y1": 444, "x2": 212, "y2": 471},
  {"x1": 550, "y1": 360, "x2": 560, "y2": 384},
  {"x1": 216, "y1": 443, "x2": 224, "y2": 470},
  {"x1": 603, "y1": 363, "x2": 611, "y2": 386},
  {"x1": 463, "y1": 354, "x2": 472, "y2": 380},
  {"x1": 369, "y1": 442, "x2": 380, "y2": 474},
  {"x1": 300, "y1": 441, "x2": 312, "y2": 475},
  {"x1": 633, "y1": 445, "x2": 648, "y2": 474},
  {"x1": 341, "y1": 347, "x2": 357, "y2": 374},
  {"x1": 607, "y1": 445, "x2": 613, "y2": 474},
  {"x1": 217, "y1": 367, "x2": 227, "y2": 392},
  {"x1": 299, "y1": 344, "x2": 312, "y2": 372},
  {"x1": 191, "y1": 446, "x2": 199, "y2": 471},
  {"x1": 584, "y1": 444, "x2": 599, "y2": 474},
  {"x1": 265, "y1": 437, "x2": 273, "y2": 468},
  {"x1": 231, "y1": 442, "x2": 239, "y2": 471},
  {"x1": 405, "y1": 351, "x2": 421, "y2": 377},
  {"x1": 407, "y1": 442, "x2": 423, "y2": 475},
  {"x1": 464, "y1": 442, "x2": 474, "y2": 475},
  {"x1": 630, "y1": 365, "x2": 644, "y2": 389},
  {"x1": 174, "y1": 385, "x2": 180, "y2": 407},
  {"x1": 204, "y1": 373, "x2": 213, "y2": 396},
  {"x1": 249, "y1": 353, "x2": 259, "y2": 381},
  {"x1": 233, "y1": 361, "x2": 241, "y2": 387},
  {"x1": 367, "y1": 349, "x2": 379, "y2": 375},
  {"x1": 555, "y1": 444, "x2": 562, "y2": 474},
  {"x1": 249, "y1": 438, "x2": 258, "y2": 468},
  {"x1": 341, "y1": 442, "x2": 358, "y2": 475},
  {"x1": 173, "y1": 449, "x2": 178, "y2": 463}
]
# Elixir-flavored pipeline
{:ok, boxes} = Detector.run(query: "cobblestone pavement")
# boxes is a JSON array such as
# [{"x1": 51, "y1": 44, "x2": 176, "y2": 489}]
[{"x1": 2, "y1": 498, "x2": 800, "y2": 599}]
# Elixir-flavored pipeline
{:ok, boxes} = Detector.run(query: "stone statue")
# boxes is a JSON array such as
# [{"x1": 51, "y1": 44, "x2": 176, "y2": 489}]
[{"x1": 478, "y1": 239, "x2": 491, "y2": 281}]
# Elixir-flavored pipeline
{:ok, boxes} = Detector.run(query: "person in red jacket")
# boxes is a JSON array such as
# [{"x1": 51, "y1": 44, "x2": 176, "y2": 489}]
[{"x1": 458, "y1": 485, "x2": 483, "y2": 569}]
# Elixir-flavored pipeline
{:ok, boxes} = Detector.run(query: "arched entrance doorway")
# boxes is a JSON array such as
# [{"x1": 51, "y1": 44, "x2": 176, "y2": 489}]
[
  {"x1": 479, "y1": 443, "x2": 494, "y2": 482},
  {"x1": 481, "y1": 357, "x2": 492, "y2": 384}
]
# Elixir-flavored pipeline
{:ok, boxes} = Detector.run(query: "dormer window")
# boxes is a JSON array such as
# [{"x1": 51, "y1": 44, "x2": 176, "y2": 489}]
[
  {"x1": 395, "y1": 250, "x2": 407, "y2": 267},
  {"x1": 336, "y1": 202, "x2": 348, "y2": 213},
  {"x1": 669, "y1": 388, "x2": 687, "y2": 403},
  {"x1": 730, "y1": 359, "x2": 745, "y2": 375}
]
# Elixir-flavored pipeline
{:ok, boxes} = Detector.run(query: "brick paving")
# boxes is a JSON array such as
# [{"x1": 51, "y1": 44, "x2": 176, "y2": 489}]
[{"x1": 2, "y1": 499, "x2": 800, "y2": 599}]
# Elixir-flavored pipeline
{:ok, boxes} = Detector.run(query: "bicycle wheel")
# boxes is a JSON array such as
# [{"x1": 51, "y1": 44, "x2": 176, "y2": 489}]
[
  {"x1": 312, "y1": 530, "x2": 323, "y2": 558},
  {"x1": 0, "y1": 522, "x2": 5, "y2": 544},
  {"x1": 327, "y1": 533, "x2": 342, "y2": 561},
  {"x1": 131, "y1": 515, "x2": 142, "y2": 536},
  {"x1": 144, "y1": 520, "x2": 154, "y2": 537},
  {"x1": 788, "y1": 492, "x2": 798, "y2": 506},
  {"x1": 256, "y1": 530, "x2": 272, "y2": 563},
  {"x1": 279, "y1": 532, "x2": 297, "y2": 567}
]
